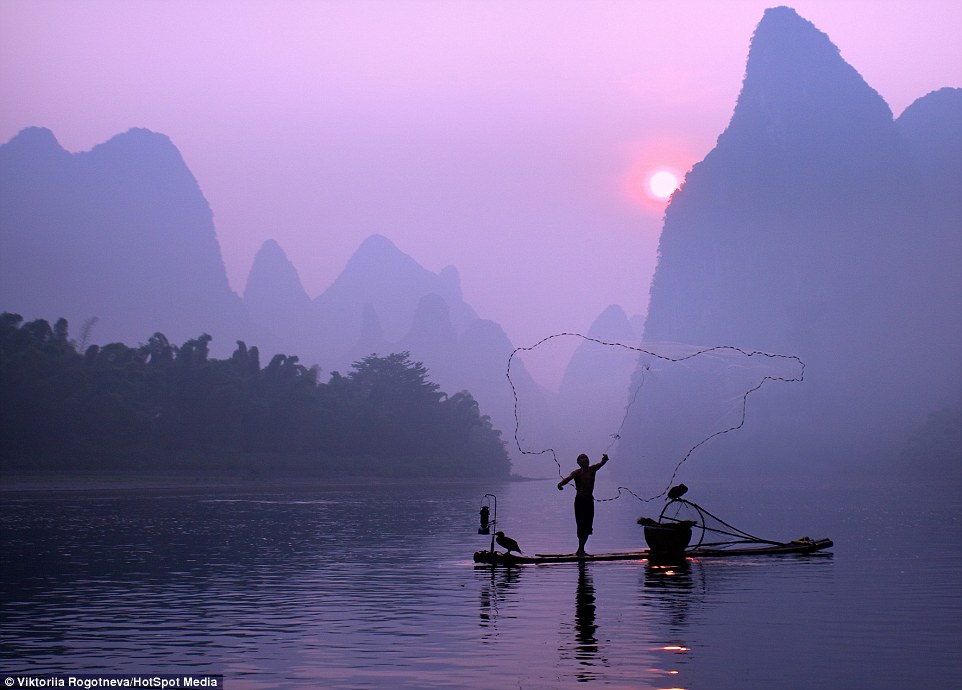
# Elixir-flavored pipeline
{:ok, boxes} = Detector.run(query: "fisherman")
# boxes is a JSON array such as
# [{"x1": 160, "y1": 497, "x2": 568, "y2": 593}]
[{"x1": 557, "y1": 453, "x2": 609, "y2": 557}]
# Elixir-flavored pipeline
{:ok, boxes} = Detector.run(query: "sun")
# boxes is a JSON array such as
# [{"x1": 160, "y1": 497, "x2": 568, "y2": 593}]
[
  {"x1": 619, "y1": 138, "x2": 692, "y2": 215},
  {"x1": 646, "y1": 168, "x2": 680, "y2": 201}
]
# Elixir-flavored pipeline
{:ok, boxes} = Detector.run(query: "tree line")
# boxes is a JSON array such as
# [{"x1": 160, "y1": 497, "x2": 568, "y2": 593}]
[{"x1": 0, "y1": 313, "x2": 512, "y2": 479}]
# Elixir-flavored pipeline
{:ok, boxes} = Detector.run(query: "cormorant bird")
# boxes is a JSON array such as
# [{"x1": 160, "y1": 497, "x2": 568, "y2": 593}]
[
  {"x1": 495, "y1": 531, "x2": 522, "y2": 554},
  {"x1": 667, "y1": 483, "x2": 688, "y2": 500}
]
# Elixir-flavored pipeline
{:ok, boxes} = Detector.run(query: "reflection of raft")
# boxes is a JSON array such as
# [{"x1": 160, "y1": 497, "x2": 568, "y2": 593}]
[{"x1": 473, "y1": 492, "x2": 833, "y2": 566}]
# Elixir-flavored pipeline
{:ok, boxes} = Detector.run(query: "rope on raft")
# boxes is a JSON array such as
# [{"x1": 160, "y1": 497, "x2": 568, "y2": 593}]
[{"x1": 659, "y1": 498, "x2": 792, "y2": 549}]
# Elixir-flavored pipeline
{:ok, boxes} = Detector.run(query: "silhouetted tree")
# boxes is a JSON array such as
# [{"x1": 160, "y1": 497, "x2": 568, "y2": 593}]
[{"x1": 0, "y1": 315, "x2": 510, "y2": 478}]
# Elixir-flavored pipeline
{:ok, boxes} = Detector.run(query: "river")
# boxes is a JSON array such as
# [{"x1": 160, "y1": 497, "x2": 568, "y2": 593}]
[{"x1": 1, "y1": 477, "x2": 960, "y2": 689}]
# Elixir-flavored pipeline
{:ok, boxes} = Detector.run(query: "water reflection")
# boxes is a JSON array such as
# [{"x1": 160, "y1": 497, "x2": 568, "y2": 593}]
[
  {"x1": 569, "y1": 561, "x2": 607, "y2": 681},
  {"x1": 574, "y1": 562, "x2": 598, "y2": 656},
  {"x1": 476, "y1": 563, "x2": 523, "y2": 642},
  {"x1": 3, "y1": 482, "x2": 957, "y2": 689},
  {"x1": 640, "y1": 560, "x2": 697, "y2": 687},
  {"x1": 475, "y1": 561, "x2": 613, "y2": 684},
  {"x1": 643, "y1": 559, "x2": 701, "y2": 629}
]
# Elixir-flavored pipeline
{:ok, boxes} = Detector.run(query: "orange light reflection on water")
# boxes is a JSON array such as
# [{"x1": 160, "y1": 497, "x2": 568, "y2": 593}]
[
  {"x1": 648, "y1": 644, "x2": 690, "y2": 689},
  {"x1": 661, "y1": 645, "x2": 690, "y2": 652},
  {"x1": 648, "y1": 668, "x2": 686, "y2": 690},
  {"x1": 646, "y1": 668, "x2": 687, "y2": 690}
]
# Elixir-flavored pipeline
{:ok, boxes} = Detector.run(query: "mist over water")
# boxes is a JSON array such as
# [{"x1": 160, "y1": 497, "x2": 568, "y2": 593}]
[{"x1": 4, "y1": 10, "x2": 959, "y2": 484}]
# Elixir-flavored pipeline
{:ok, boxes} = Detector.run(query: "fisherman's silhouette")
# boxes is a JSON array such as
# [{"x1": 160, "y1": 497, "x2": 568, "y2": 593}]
[{"x1": 558, "y1": 453, "x2": 609, "y2": 556}]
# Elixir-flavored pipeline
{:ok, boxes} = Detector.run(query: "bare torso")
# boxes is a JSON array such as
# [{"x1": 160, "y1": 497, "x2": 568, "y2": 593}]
[{"x1": 570, "y1": 467, "x2": 598, "y2": 495}]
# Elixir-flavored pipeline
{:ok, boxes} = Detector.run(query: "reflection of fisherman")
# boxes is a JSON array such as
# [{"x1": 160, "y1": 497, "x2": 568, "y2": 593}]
[
  {"x1": 558, "y1": 453, "x2": 609, "y2": 556},
  {"x1": 572, "y1": 561, "x2": 600, "y2": 680}
]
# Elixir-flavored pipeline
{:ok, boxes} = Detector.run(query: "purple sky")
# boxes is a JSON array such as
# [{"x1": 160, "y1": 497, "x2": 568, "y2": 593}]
[{"x1": 2, "y1": 1, "x2": 960, "y2": 363}]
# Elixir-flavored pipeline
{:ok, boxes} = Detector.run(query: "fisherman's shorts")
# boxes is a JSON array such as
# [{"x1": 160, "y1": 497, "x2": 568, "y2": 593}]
[{"x1": 575, "y1": 494, "x2": 594, "y2": 540}]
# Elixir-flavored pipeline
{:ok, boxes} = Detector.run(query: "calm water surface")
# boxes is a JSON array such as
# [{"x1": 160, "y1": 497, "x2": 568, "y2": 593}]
[{"x1": 1, "y1": 478, "x2": 960, "y2": 689}]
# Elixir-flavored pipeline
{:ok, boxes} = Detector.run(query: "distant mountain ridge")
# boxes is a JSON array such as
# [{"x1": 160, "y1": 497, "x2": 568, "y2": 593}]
[
  {"x1": 245, "y1": 240, "x2": 311, "y2": 324},
  {"x1": 241, "y1": 232, "x2": 553, "y2": 477},
  {"x1": 633, "y1": 7, "x2": 962, "y2": 482},
  {"x1": 0, "y1": 126, "x2": 255, "y2": 352},
  {"x1": 0, "y1": 129, "x2": 559, "y2": 475},
  {"x1": 306, "y1": 234, "x2": 478, "y2": 366},
  {"x1": 6, "y1": 6, "x2": 953, "y2": 484},
  {"x1": 552, "y1": 305, "x2": 641, "y2": 462}
]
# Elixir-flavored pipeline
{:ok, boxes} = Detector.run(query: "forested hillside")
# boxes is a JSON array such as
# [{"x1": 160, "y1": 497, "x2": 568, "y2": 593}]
[{"x1": 0, "y1": 313, "x2": 511, "y2": 479}]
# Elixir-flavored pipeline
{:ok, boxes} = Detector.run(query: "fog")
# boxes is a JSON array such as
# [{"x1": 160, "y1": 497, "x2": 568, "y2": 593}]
[{"x1": 1, "y1": 4, "x2": 960, "y2": 488}]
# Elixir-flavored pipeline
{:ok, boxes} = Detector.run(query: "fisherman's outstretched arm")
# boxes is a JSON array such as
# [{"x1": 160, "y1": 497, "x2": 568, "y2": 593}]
[{"x1": 592, "y1": 454, "x2": 610, "y2": 470}]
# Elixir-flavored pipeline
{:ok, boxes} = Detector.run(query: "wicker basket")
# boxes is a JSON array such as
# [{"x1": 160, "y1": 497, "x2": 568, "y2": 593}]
[{"x1": 638, "y1": 517, "x2": 695, "y2": 555}]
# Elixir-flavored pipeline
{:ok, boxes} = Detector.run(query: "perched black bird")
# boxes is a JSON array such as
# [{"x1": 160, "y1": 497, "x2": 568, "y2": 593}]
[
  {"x1": 667, "y1": 483, "x2": 689, "y2": 500},
  {"x1": 495, "y1": 531, "x2": 523, "y2": 554}
]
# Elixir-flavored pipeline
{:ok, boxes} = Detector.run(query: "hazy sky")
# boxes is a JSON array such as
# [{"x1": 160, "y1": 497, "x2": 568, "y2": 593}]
[{"x1": 1, "y1": 0, "x2": 960, "y2": 353}]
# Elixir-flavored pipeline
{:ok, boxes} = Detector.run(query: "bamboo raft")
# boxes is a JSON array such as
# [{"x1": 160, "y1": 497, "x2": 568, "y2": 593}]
[
  {"x1": 473, "y1": 537, "x2": 833, "y2": 565},
  {"x1": 474, "y1": 492, "x2": 833, "y2": 566}
]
